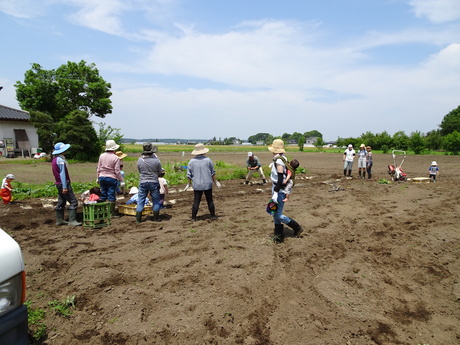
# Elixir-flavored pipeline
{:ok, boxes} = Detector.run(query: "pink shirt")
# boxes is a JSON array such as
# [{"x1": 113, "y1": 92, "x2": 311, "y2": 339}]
[{"x1": 97, "y1": 152, "x2": 123, "y2": 181}]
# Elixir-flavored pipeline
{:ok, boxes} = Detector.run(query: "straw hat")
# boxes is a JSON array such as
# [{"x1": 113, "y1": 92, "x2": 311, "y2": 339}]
[
  {"x1": 191, "y1": 143, "x2": 209, "y2": 155},
  {"x1": 52, "y1": 142, "x2": 71, "y2": 155},
  {"x1": 359, "y1": 143, "x2": 365, "y2": 148},
  {"x1": 105, "y1": 140, "x2": 120, "y2": 151},
  {"x1": 268, "y1": 139, "x2": 285, "y2": 153},
  {"x1": 116, "y1": 151, "x2": 127, "y2": 159}
]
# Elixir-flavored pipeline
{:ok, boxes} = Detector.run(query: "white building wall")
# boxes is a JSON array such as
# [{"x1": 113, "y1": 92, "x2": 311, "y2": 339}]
[{"x1": 0, "y1": 121, "x2": 39, "y2": 148}]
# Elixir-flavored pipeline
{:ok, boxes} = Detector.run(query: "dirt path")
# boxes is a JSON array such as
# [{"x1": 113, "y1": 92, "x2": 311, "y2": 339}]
[{"x1": 1, "y1": 152, "x2": 459, "y2": 344}]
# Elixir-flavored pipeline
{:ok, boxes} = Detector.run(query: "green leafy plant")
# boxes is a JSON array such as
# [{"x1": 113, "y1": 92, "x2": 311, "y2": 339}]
[
  {"x1": 48, "y1": 295, "x2": 76, "y2": 318},
  {"x1": 25, "y1": 301, "x2": 47, "y2": 342},
  {"x1": 378, "y1": 179, "x2": 389, "y2": 184}
]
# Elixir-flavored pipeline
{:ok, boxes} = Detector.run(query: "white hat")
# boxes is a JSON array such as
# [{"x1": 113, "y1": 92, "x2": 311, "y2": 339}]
[
  {"x1": 248, "y1": 152, "x2": 253, "y2": 157},
  {"x1": 431, "y1": 161, "x2": 437, "y2": 166},
  {"x1": 6, "y1": 174, "x2": 15, "y2": 179},
  {"x1": 129, "y1": 187, "x2": 139, "y2": 194},
  {"x1": 348, "y1": 144, "x2": 353, "y2": 148},
  {"x1": 105, "y1": 140, "x2": 120, "y2": 151}
]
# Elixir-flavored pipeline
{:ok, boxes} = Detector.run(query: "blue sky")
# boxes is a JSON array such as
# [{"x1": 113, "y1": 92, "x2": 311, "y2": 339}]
[{"x1": 1, "y1": 0, "x2": 460, "y2": 141}]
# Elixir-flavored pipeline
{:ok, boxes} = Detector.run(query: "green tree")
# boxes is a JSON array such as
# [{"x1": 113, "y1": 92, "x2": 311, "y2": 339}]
[
  {"x1": 97, "y1": 122, "x2": 123, "y2": 151},
  {"x1": 442, "y1": 130, "x2": 460, "y2": 154},
  {"x1": 359, "y1": 131, "x2": 376, "y2": 149},
  {"x1": 409, "y1": 131, "x2": 426, "y2": 154},
  {"x1": 392, "y1": 131, "x2": 410, "y2": 151},
  {"x1": 439, "y1": 106, "x2": 460, "y2": 136},
  {"x1": 16, "y1": 61, "x2": 112, "y2": 120},
  {"x1": 289, "y1": 132, "x2": 303, "y2": 143},
  {"x1": 314, "y1": 137, "x2": 325, "y2": 151},
  {"x1": 298, "y1": 135, "x2": 305, "y2": 151},
  {"x1": 247, "y1": 133, "x2": 273, "y2": 145},
  {"x1": 375, "y1": 131, "x2": 392, "y2": 152},
  {"x1": 303, "y1": 130, "x2": 323, "y2": 139},
  {"x1": 15, "y1": 61, "x2": 113, "y2": 160},
  {"x1": 29, "y1": 110, "x2": 56, "y2": 153},
  {"x1": 56, "y1": 110, "x2": 100, "y2": 161},
  {"x1": 425, "y1": 129, "x2": 442, "y2": 151}
]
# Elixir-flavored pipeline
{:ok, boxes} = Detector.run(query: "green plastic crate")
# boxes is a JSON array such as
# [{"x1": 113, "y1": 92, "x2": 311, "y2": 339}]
[{"x1": 83, "y1": 202, "x2": 111, "y2": 229}]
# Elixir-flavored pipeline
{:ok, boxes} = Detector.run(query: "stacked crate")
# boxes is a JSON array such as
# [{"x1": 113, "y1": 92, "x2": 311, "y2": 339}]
[{"x1": 83, "y1": 202, "x2": 111, "y2": 229}]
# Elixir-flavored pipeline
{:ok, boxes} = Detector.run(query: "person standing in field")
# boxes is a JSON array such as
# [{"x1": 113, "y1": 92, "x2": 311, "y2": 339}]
[
  {"x1": 269, "y1": 139, "x2": 302, "y2": 243},
  {"x1": 185, "y1": 143, "x2": 221, "y2": 221},
  {"x1": 366, "y1": 146, "x2": 373, "y2": 179},
  {"x1": 357, "y1": 144, "x2": 367, "y2": 179},
  {"x1": 429, "y1": 161, "x2": 439, "y2": 182},
  {"x1": 51, "y1": 142, "x2": 81, "y2": 226},
  {"x1": 136, "y1": 143, "x2": 163, "y2": 223},
  {"x1": 244, "y1": 152, "x2": 267, "y2": 185},
  {"x1": 343, "y1": 144, "x2": 356, "y2": 179},
  {"x1": 97, "y1": 140, "x2": 124, "y2": 217}
]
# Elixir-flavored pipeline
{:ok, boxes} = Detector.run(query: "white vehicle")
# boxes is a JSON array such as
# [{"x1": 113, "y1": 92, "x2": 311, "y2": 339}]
[{"x1": 0, "y1": 228, "x2": 28, "y2": 345}]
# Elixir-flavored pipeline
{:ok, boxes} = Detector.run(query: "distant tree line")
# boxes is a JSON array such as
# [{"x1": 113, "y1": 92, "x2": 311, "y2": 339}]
[
  {"x1": 336, "y1": 106, "x2": 460, "y2": 154},
  {"x1": 245, "y1": 106, "x2": 460, "y2": 154}
]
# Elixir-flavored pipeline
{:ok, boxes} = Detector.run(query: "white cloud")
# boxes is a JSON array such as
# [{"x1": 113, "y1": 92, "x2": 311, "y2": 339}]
[
  {"x1": 0, "y1": 0, "x2": 48, "y2": 18},
  {"x1": 410, "y1": 0, "x2": 460, "y2": 23}
]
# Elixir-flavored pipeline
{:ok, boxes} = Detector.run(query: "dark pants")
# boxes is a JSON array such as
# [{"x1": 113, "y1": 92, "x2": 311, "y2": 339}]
[
  {"x1": 98, "y1": 176, "x2": 118, "y2": 202},
  {"x1": 192, "y1": 189, "x2": 215, "y2": 219},
  {"x1": 366, "y1": 162, "x2": 373, "y2": 179},
  {"x1": 55, "y1": 183, "x2": 79, "y2": 210}
]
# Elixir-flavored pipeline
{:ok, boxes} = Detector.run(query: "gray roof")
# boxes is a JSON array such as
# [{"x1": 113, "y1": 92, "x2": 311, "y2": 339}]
[{"x1": 0, "y1": 104, "x2": 30, "y2": 121}]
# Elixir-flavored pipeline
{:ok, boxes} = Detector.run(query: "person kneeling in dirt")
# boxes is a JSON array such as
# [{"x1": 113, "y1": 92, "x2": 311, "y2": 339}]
[
  {"x1": 136, "y1": 143, "x2": 163, "y2": 223},
  {"x1": 244, "y1": 152, "x2": 267, "y2": 184},
  {"x1": 268, "y1": 139, "x2": 302, "y2": 243},
  {"x1": 184, "y1": 143, "x2": 221, "y2": 221},
  {"x1": 51, "y1": 142, "x2": 81, "y2": 226}
]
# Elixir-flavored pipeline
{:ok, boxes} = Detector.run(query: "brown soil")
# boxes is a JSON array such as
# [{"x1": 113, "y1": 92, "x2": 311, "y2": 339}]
[{"x1": 1, "y1": 152, "x2": 459, "y2": 345}]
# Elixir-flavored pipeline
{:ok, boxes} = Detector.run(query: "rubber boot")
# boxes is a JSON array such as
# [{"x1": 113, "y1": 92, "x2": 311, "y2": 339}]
[
  {"x1": 56, "y1": 209, "x2": 68, "y2": 226},
  {"x1": 262, "y1": 179, "x2": 267, "y2": 184},
  {"x1": 363, "y1": 172, "x2": 366, "y2": 179},
  {"x1": 153, "y1": 210, "x2": 161, "y2": 222},
  {"x1": 348, "y1": 170, "x2": 352, "y2": 177},
  {"x1": 274, "y1": 223, "x2": 284, "y2": 243},
  {"x1": 136, "y1": 211, "x2": 142, "y2": 224},
  {"x1": 67, "y1": 209, "x2": 82, "y2": 226},
  {"x1": 109, "y1": 202, "x2": 120, "y2": 218},
  {"x1": 358, "y1": 171, "x2": 362, "y2": 178},
  {"x1": 287, "y1": 219, "x2": 303, "y2": 237},
  {"x1": 343, "y1": 169, "x2": 347, "y2": 177}
]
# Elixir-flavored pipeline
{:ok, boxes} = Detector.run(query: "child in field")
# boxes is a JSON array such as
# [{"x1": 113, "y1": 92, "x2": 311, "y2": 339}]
[
  {"x1": 282, "y1": 159, "x2": 300, "y2": 202},
  {"x1": 1, "y1": 174, "x2": 15, "y2": 204},
  {"x1": 429, "y1": 161, "x2": 439, "y2": 182},
  {"x1": 80, "y1": 186, "x2": 101, "y2": 204},
  {"x1": 158, "y1": 169, "x2": 169, "y2": 209}
]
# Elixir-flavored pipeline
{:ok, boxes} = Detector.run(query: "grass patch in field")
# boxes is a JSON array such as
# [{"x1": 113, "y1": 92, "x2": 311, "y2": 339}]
[
  {"x1": 48, "y1": 295, "x2": 76, "y2": 318},
  {"x1": 25, "y1": 301, "x2": 47, "y2": 342},
  {"x1": 11, "y1": 181, "x2": 95, "y2": 200}
]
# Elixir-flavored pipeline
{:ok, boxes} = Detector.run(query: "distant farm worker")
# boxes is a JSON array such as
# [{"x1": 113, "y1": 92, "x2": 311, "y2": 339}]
[
  {"x1": 116, "y1": 151, "x2": 127, "y2": 194},
  {"x1": 268, "y1": 139, "x2": 302, "y2": 243},
  {"x1": 51, "y1": 142, "x2": 81, "y2": 226},
  {"x1": 282, "y1": 159, "x2": 300, "y2": 202},
  {"x1": 184, "y1": 143, "x2": 221, "y2": 221},
  {"x1": 97, "y1": 140, "x2": 124, "y2": 218},
  {"x1": 429, "y1": 161, "x2": 439, "y2": 182},
  {"x1": 244, "y1": 152, "x2": 267, "y2": 185},
  {"x1": 366, "y1": 146, "x2": 373, "y2": 179},
  {"x1": 1, "y1": 174, "x2": 15, "y2": 204},
  {"x1": 343, "y1": 144, "x2": 356, "y2": 179},
  {"x1": 136, "y1": 143, "x2": 163, "y2": 223},
  {"x1": 357, "y1": 144, "x2": 367, "y2": 179},
  {"x1": 158, "y1": 169, "x2": 169, "y2": 210}
]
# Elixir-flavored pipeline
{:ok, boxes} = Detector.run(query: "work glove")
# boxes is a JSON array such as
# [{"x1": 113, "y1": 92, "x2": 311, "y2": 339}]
[
  {"x1": 183, "y1": 184, "x2": 190, "y2": 191},
  {"x1": 216, "y1": 181, "x2": 222, "y2": 189},
  {"x1": 272, "y1": 191, "x2": 279, "y2": 203}
]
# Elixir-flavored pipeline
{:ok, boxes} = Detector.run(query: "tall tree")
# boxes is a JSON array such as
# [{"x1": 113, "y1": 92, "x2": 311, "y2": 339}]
[
  {"x1": 15, "y1": 61, "x2": 112, "y2": 120},
  {"x1": 409, "y1": 131, "x2": 425, "y2": 154},
  {"x1": 439, "y1": 106, "x2": 460, "y2": 136},
  {"x1": 442, "y1": 131, "x2": 460, "y2": 155},
  {"x1": 15, "y1": 61, "x2": 113, "y2": 160}
]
